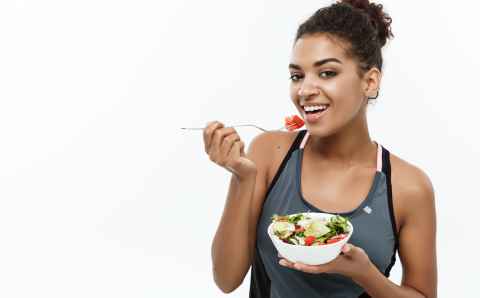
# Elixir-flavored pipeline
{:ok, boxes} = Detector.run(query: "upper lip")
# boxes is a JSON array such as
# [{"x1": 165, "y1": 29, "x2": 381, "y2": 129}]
[{"x1": 301, "y1": 103, "x2": 330, "y2": 108}]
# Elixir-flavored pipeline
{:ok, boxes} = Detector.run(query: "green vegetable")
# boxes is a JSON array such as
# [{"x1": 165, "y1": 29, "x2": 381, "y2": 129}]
[
  {"x1": 326, "y1": 215, "x2": 350, "y2": 234},
  {"x1": 287, "y1": 213, "x2": 304, "y2": 224}
]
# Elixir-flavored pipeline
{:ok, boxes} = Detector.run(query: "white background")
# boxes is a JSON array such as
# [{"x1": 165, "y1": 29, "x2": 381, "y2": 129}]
[{"x1": 1, "y1": 0, "x2": 479, "y2": 297}]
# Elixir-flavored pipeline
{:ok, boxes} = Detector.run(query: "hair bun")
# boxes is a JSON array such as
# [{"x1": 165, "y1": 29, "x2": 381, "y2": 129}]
[{"x1": 340, "y1": 0, "x2": 393, "y2": 46}]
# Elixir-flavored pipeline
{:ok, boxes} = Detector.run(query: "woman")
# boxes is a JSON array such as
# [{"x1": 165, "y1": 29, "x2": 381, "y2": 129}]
[{"x1": 204, "y1": 0, "x2": 437, "y2": 297}]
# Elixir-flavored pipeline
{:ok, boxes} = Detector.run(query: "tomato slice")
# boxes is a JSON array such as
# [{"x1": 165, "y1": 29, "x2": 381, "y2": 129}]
[
  {"x1": 294, "y1": 225, "x2": 305, "y2": 233},
  {"x1": 304, "y1": 236, "x2": 316, "y2": 246},
  {"x1": 326, "y1": 234, "x2": 347, "y2": 244}
]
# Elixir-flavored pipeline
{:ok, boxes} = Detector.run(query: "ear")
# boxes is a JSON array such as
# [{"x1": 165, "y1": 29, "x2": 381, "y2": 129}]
[{"x1": 362, "y1": 67, "x2": 382, "y2": 99}]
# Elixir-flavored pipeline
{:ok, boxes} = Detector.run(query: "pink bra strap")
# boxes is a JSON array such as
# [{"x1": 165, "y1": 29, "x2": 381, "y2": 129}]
[
  {"x1": 299, "y1": 131, "x2": 309, "y2": 149},
  {"x1": 376, "y1": 142, "x2": 383, "y2": 172}
]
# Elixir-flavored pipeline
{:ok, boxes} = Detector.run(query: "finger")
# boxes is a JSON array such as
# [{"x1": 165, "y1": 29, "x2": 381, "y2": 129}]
[
  {"x1": 214, "y1": 129, "x2": 237, "y2": 164},
  {"x1": 203, "y1": 122, "x2": 218, "y2": 152},
  {"x1": 203, "y1": 121, "x2": 224, "y2": 153},
  {"x1": 226, "y1": 140, "x2": 244, "y2": 165},
  {"x1": 341, "y1": 243, "x2": 352, "y2": 254},
  {"x1": 206, "y1": 122, "x2": 226, "y2": 153},
  {"x1": 220, "y1": 132, "x2": 240, "y2": 159},
  {"x1": 341, "y1": 243, "x2": 363, "y2": 259},
  {"x1": 277, "y1": 252, "x2": 294, "y2": 267},
  {"x1": 278, "y1": 258, "x2": 295, "y2": 269},
  {"x1": 291, "y1": 262, "x2": 329, "y2": 274},
  {"x1": 211, "y1": 127, "x2": 236, "y2": 157},
  {"x1": 239, "y1": 139, "x2": 246, "y2": 157}
]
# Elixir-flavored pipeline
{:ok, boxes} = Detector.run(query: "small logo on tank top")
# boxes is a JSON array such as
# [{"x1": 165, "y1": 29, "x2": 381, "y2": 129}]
[{"x1": 363, "y1": 206, "x2": 372, "y2": 214}]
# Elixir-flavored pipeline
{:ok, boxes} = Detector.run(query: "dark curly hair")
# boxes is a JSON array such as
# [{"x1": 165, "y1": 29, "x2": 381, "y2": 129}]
[{"x1": 295, "y1": 0, "x2": 393, "y2": 74}]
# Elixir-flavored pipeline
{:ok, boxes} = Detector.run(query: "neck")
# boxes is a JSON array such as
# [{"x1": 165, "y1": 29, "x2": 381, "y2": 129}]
[{"x1": 306, "y1": 111, "x2": 376, "y2": 166}]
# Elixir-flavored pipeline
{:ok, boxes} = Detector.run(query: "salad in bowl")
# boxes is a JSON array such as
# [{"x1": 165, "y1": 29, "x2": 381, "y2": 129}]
[{"x1": 268, "y1": 212, "x2": 353, "y2": 265}]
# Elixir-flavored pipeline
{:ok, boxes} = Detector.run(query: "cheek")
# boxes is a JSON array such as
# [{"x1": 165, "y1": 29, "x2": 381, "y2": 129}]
[
  {"x1": 289, "y1": 85, "x2": 299, "y2": 100},
  {"x1": 323, "y1": 79, "x2": 363, "y2": 109},
  {"x1": 290, "y1": 85, "x2": 303, "y2": 110}
]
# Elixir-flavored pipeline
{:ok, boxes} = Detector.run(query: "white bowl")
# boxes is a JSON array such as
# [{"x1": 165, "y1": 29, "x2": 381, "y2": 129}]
[{"x1": 267, "y1": 212, "x2": 353, "y2": 265}]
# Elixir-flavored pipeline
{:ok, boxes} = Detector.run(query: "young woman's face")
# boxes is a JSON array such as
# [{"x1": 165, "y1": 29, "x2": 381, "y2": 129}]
[{"x1": 289, "y1": 33, "x2": 372, "y2": 137}]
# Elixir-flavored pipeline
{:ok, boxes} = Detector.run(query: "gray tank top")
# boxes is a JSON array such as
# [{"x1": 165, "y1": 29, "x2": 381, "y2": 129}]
[{"x1": 249, "y1": 130, "x2": 399, "y2": 298}]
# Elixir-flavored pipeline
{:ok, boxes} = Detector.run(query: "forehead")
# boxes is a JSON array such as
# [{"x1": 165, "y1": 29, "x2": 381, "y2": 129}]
[{"x1": 290, "y1": 34, "x2": 351, "y2": 66}]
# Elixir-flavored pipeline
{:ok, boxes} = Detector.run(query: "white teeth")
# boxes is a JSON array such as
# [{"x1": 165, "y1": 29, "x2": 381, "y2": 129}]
[{"x1": 303, "y1": 105, "x2": 328, "y2": 112}]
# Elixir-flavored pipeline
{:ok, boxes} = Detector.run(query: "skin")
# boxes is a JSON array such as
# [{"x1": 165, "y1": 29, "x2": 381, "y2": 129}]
[{"x1": 205, "y1": 33, "x2": 437, "y2": 297}]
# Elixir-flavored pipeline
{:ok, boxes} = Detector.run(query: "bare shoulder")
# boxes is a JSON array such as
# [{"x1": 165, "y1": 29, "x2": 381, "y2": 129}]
[
  {"x1": 247, "y1": 130, "x2": 293, "y2": 160},
  {"x1": 389, "y1": 153, "x2": 435, "y2": 228},
  {"x1": 390, "y1": 153, "x2": 434, "y2": 196},
  {"x1": 247, "y1": 130, "x2": 299, "y2": 185}
]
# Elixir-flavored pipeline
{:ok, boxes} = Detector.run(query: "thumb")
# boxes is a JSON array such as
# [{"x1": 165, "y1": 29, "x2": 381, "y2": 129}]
[
  {"x1": 341, "y1": 243, "x2": 357, "y2": 257},
  {"x1": 239, "y1": 141, "x2": 246, "y2": 157}
]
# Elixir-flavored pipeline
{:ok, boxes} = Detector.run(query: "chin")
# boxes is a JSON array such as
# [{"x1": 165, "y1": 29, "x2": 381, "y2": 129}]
[{"x1": 304, "y1": 124, "x2": 334, "y2": 138}]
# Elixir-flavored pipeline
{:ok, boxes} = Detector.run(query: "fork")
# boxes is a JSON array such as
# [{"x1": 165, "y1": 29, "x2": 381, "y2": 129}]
[{"x1": 180, "y1": 124, "x2": 292, "y2": 132}]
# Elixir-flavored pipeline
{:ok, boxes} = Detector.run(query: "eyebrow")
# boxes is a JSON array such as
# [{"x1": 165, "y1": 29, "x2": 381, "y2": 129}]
[{"x1": 288, "y1": 58, "x2": 342, "y2": 70}]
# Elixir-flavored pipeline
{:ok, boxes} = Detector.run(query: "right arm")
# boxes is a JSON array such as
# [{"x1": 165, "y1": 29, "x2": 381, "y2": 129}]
[{"x1": 204, "y1": 121, "x2": 274, "y2": 293}]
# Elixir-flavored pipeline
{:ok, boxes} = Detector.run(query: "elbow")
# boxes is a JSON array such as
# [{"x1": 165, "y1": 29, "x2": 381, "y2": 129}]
[
  {"x1": 217, "y1": 283, "x2": 238, "y2": 294},
  {"x1": 213, "y1": 274, "x2": 241, "y2": 294},
  {"x1": 212, "y1": 265, "x2": 243, "y2": 294}
]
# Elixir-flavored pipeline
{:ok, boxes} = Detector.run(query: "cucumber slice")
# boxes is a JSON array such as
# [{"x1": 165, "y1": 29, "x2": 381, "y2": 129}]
[{"x1": 304, "y1": 219, "x2": 330, "y2": 238}]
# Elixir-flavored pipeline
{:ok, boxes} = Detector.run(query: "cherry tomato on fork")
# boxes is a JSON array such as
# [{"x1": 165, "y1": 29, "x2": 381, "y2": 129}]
[{"x1": 284, "y1": 115, "x2": 305, "y2": 131}]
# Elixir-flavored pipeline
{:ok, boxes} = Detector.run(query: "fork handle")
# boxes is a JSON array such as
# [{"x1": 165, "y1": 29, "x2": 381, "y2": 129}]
[
  {"x1": 181, "y1": 124, "x2": 269, "y2": 132},
  {"x1": 180, "y1": 124, "x2": 289, "y2": 132}
]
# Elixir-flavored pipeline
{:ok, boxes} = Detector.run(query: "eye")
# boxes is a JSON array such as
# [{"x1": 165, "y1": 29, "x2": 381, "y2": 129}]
[
  {"x1": 289, "y1": 74, "x2": 303, "y2": 82},
  {"x1": 319, "y1": 70, "x2": 337, "y2": 78}
]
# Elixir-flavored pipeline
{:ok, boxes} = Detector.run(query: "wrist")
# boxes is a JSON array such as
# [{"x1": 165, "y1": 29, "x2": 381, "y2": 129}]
[
  {"x1": 352, "y1": 260, "x2": 377, "y2": 287},
  {"x1": 233, "y1": 171, "x2": 257, "y2": 184}
]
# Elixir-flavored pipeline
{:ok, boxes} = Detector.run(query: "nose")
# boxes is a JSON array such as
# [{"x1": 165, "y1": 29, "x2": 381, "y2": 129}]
[{"x1": 297, "y1": 76, "x2": 320, "y2": 99}]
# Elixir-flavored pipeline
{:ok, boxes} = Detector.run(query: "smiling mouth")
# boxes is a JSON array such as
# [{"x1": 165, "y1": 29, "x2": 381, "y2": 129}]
[
  {"x1": 303, "y1": 105, "x2": 329, "y2": 114},
  {"x1": 304, "y1": 108, "x2": 327, "y2": 115},
  {"x1": 302, "y1": 105, "x2": 330, "y2": 122}
]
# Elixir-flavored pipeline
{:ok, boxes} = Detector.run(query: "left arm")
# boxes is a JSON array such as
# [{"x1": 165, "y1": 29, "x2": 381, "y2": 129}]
[{"x1": 356, "y1": 168, "x2": 437, "y2": 297}]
